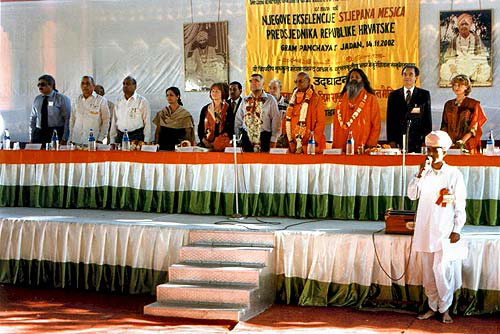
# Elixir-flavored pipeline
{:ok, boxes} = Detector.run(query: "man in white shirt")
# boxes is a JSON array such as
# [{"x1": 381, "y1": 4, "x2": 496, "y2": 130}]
[
  {"x1": 69, "y1": 76, "x2": 110, "y2": 145},
  {"x1": 407, "y1": 130, "x2": 466, "y2": 324},
  {"x1": 234, "y1": 73, "x2": 281, "y2": 152},
  {"x1": 110, "y1": 76, "x2": 151, "y2": 143}
]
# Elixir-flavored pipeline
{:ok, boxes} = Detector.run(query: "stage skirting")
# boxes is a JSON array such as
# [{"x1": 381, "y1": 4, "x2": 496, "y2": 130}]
[
  {"x1": 274, "y1": 231, "x2": 499, "y2": 315},
  {"x1": 0, "y1": 216, "x2": 498, "y2": 315},
  {"x1": 0, "y1": 151, "x2": 499, "y2": 225},
  {"x1": 0, "y1": 218, "x2": 187, "y2": 294}
]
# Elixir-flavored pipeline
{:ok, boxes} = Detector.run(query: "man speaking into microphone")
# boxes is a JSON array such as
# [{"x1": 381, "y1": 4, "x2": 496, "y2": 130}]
[{"x1": 407, "y1": 130, "x2": 466, "y2": 324}]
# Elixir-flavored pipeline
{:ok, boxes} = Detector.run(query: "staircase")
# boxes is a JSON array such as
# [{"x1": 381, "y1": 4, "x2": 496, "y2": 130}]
[{"x1": 144, "y1": 230, "x2": 276, "y2": 321}]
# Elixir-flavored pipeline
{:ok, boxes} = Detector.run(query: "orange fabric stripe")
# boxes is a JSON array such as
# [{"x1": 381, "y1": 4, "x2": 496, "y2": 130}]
[{"x1": 0, "y1": 151, "x2": 499, "y2": 166}]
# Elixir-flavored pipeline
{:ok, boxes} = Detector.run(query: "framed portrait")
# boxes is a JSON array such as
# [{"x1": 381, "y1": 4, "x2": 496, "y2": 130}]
[
  {"x1": 183, "y1": 21, "x2": 229, "y2": 92},
  {"x1": 439, "y1": 10, "x2": 492, "y2": 87}
]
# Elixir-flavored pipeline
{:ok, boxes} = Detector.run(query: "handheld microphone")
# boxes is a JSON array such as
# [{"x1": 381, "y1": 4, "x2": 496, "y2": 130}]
[{"x1": 424, "y1": 156, "x2": 432, "y2": 171}]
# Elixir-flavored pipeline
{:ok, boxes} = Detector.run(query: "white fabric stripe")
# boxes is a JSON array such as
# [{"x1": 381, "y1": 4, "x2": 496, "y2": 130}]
[
  {"x1": 274, "y1": 231, "x2": 499, "y2": 291},
  {"x1": 0, "y1": 219, "x2": 187, "y2": 271},
  {"x1": 0, "y1": 163, "x2": 498, "y2": 200}
]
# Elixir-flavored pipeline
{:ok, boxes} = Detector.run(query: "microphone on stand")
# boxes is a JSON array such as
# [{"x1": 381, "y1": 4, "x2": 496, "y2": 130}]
[{"x1": 231, "y1": 133, "x2": 243, "y2": 145}]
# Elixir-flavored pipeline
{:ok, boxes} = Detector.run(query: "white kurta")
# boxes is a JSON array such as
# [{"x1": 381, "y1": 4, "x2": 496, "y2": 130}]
[
  {"x1": 69, "y1": 92, "x2": 110, "y2": 144},
  {"x1": 408, "y1": 162, "x2": 466, "y2": 312},
  {"x1": 110, "y1": 92, "x2": 152, "y2": 143},
  {"x1": 407, "y1": 163, "x2": 467, "y2": 253}
]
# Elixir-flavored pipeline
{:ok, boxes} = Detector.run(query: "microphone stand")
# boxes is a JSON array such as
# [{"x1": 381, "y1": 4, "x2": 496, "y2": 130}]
[
  {"x1": 232, "y1": 134, "x2": 244, "y2": 219},
  {"x1": 400, "y1": 118, "x2": 412, "y2": 210}
]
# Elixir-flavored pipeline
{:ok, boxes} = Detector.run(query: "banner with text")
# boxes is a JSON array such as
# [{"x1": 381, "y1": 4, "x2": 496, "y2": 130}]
[{"x1": 246, "y1": 0, "x2": 419, "y2": 121}]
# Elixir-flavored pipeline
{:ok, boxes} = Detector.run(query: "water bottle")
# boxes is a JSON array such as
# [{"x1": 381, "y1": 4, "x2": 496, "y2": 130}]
[
  {"x1": 122, "y1": 129, "x2": 130, "y2": 151},
  {"x1": 88, "y1": 128, "x2": 96, "y2": 151},
  {"x1": 346, "y1": 130, "x2": 354, "y2": 155},
  {"x1": 3, "y1": 129, "x2": 10, "y2": 150},
  {"x1": 485, "y1": 130, "x2": 495, "y2": 156},
  {"x1": 51, "y1": 129, "x2": 59, "y2": 151},
  {"x1": 307, "y1": 131, "x2": 316, "y2": 155}
]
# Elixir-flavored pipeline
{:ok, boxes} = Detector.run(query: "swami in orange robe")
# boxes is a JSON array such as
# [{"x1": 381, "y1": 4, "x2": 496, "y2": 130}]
[
  {"x1": 333, "y1": 88, "x2": 381, "y2": 150},
  {"x1": 282, "y1": 89, "x2": 326, "y2": 153}
]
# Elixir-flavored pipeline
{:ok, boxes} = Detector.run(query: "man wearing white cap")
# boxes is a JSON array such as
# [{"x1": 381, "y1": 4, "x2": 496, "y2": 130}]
[
  {"x1": 446, "y1": 13, "x2": 485, "y2": 58},
  {"x1": 407, "y1": 130, "x2": 466, "y2": 324}
]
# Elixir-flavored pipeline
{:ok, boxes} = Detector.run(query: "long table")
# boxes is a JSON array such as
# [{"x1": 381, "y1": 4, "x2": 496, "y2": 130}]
[{"x1": 0, "y1": 151, "x2": 499, "y2": 225}]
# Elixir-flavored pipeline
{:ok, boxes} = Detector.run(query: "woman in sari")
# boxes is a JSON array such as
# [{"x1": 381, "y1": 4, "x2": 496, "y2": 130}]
[
  {"x1": 198, "y1": 82, "x2": 234, "y2": 151},
  {"x1": 441, "y1": 74, "x2": 487, "y2": 154},
  {"x1": 154, "y1": 87, "x2": 195, "y2": 151}
]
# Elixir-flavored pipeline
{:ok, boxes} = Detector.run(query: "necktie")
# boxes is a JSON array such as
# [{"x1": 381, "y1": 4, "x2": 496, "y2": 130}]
[
  {"x1": 41, "y1": 96, "x2": 49, "y2": 129},
  {"x1": 231, "y1": 100, "x2": 236, "y2": 112},
  {"x1": 405, "y1": 90, "x2": 411, "y2": 105}
]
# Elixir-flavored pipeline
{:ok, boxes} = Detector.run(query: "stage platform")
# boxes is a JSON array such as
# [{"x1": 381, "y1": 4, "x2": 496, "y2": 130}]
[{"x1": 0, "y1": 207, "x2": 498, "y2": 316}]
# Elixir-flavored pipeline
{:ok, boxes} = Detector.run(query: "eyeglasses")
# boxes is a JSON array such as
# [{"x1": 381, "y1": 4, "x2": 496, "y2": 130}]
[
  {"x1": 37, "y1": 82, "x2": 47, "y2": 87},
  {"x1": 294, "y1": 79, "x2": 306, "y2": 84}
]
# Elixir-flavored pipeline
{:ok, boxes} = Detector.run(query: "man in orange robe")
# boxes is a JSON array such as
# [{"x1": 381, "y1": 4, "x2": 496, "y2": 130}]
[
  {"x1": 281, "y1": 72, "x2": 326, "y2": 153},
  {"x1": 333, "y1": 68, "x2": 381, "y2": 150}
]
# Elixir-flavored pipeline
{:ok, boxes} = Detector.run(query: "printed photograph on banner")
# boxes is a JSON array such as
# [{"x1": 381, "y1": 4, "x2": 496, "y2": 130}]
[
  {"x1": 183, "y1": 22, "x2": 229, "y2": 91},
  {"x1": 439, "y1": 10, "x2": 492, "y2": 87}
]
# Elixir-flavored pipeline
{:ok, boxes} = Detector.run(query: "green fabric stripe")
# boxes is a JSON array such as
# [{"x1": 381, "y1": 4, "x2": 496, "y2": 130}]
[
  {"x1": 0, "y1": 185, "x2": 498, "y2": 225},
  {"x1": 0, "y1": 259, "x2": 167, "y2": 295},
  {"x1": 276, "y1": 275, "x2": 500, "y2": 316}
]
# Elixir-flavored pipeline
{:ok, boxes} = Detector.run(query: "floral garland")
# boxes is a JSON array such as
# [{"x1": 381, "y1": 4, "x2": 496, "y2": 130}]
[
  {"x1": 336, "y1": 93, "x2": 367, "y2": 129},
  {"x1": 285, "y1": 86, "x2": 314, "y2": 153},
  {"x1": 244, "y1": 96, "x2": 264, "y2": 145}
]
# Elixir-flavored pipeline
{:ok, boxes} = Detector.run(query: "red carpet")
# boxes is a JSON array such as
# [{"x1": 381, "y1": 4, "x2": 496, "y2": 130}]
[{"x1": 0, "y1": 284, "x2": 497, "y2": 333}]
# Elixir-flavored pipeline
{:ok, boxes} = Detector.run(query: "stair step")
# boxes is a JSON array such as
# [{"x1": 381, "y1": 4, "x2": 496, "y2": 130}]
[
  {"x1": 145, "y1": 230, "x2": 277, "y2": 322},
  {"x1": 176, "y1": 261, "x2": 265, "y2": 268},
  {"x1": 169, "y1": 263, "x2": 262, "y2": 285},
  {"x1": 189, "y1": 230, "x2": 274, "y2": 247},
  {"x1": 179, "y1": 245, "x2": 273, "y2": 265},
  {"x1": 157, "y1": 282, "x2": 257, "y2": 304},
  {"x1": 166, "y1": 281, "x2": 257, "y2": 289},
  {"x1": 144, "y1": 301, "x2": 245, "y2": 321}
]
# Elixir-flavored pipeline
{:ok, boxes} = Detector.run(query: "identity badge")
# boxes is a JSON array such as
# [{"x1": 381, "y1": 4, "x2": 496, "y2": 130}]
[{"x1": 129, "y1": 108, "x2": 137, "y2": 118}]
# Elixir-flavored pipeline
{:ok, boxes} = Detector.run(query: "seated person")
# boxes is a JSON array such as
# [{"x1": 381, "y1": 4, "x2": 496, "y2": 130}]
[
  {"x1": 198, "y1": 83, "x2": 234, "y2": 151},
  {"x1": 153, "y1": 87, "x2": 195, "y2": 150}
]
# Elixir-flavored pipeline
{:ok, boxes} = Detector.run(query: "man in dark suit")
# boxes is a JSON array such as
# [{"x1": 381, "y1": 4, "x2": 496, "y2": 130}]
[
  {"x1": 227, "y1": 81, "x2": 243, "y2": 114},
  {"x1": 387, "y1": 65, "x2": 432, "y2": 153}
]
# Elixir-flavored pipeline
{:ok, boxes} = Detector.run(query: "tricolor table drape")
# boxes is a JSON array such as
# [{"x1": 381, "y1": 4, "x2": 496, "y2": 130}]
[{"x1": 0, "y1": 151, "x2": 499, "y2": 225}]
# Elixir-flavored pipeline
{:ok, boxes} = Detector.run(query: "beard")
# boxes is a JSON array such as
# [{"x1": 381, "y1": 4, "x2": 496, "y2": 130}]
[{"x1": 346, "y1": 80, "x2": 364, "y2": 100}]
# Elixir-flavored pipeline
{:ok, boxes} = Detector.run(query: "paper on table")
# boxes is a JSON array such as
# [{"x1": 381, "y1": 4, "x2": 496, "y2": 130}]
[{"x1": 442, "y1": 238, "x2": 468, "y2": 261}]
